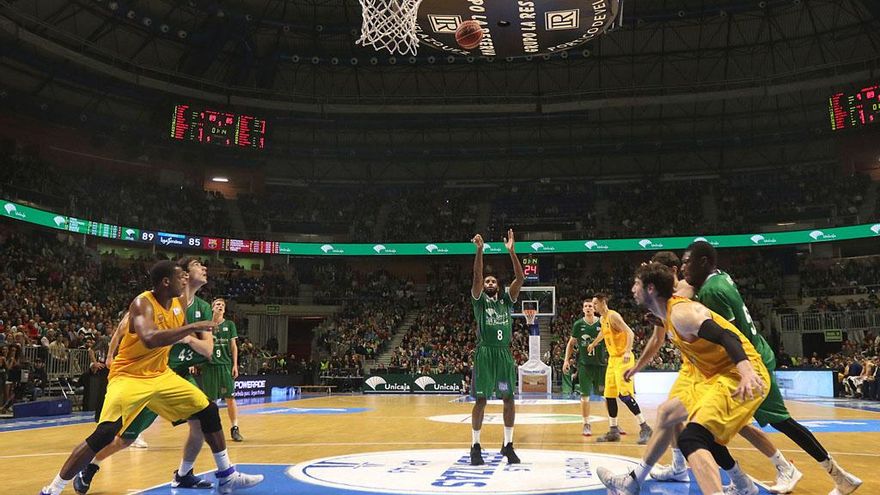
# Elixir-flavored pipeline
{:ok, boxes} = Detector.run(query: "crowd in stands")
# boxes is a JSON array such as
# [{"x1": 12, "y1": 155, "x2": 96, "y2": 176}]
[
  {"x1": 3, "y1": 144, "x2": 875, "y2": 246},
  {"x1": 777, "y1": 332, "x2": 880, "y2": 400},
  {"x1": 800, "y1": 256, "x2": 880, "y2": 297}
]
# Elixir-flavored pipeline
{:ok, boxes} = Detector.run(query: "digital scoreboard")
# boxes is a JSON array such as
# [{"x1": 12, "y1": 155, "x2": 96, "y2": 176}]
[
  {"x1": 170, "y1": 104, "x2": 266, "y2": 149},
  {"x1": 829, "y1": 83, "x2": 880, "y2": 131},
  {"x1": 522, "y1": 256, "x2": 540, "y2": 282}
]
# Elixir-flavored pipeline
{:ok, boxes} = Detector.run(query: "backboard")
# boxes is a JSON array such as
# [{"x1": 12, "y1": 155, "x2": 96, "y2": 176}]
[{"x1": 508, "y1": 286, "x2": 556, "y2": 317}]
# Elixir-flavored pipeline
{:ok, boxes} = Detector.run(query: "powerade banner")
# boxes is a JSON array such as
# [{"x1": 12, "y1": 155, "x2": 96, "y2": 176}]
[
  {"x1": 4, "y1": 198, "x2": 880, "y2": 256},
  {"x1": 363, "y1": 374, "x2": 464, "y2": 394},
  {"x1": 232, "y1": 375, "x2": 300, "y2": 399}
]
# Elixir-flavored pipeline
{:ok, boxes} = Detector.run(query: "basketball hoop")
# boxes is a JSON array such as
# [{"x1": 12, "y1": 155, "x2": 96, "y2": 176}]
[
  {"x1": 523, "y1": 308, "x2": 538, "y2": 325},
  {"x1": 356, "y1": 0, "x2": 424, "y2": 55}
]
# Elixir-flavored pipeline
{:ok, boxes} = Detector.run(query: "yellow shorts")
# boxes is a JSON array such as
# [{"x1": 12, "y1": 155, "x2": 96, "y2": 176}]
[
  {"x1": 685, "y1": 366, "x2": 770, "y2": 445},
  {"x1": 604, "y1": 355, "x2": 636, "y2": 398},
  {"x1": 668, "y1": 360, "x2": 700, "y2": 410},
  {"x1": 99, "y1": 369, "x2": 210, "y2": 435}
]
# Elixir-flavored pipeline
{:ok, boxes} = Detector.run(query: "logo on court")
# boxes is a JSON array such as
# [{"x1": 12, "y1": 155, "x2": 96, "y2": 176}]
[
  {"x1": 428, "y1": 15, "x2": 462, "y2": 33},
  {"x1": 288, "y1": 449, "x2": 641, "y2": 494},
  {"x1": 545, "y1": 9, "x2": 580, "y2": 30}
]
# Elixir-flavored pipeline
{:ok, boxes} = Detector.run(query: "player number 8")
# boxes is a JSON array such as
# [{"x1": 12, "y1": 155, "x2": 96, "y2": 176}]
[{"x1": 497, "y1": 329, "x2": 503, "y2": 341}]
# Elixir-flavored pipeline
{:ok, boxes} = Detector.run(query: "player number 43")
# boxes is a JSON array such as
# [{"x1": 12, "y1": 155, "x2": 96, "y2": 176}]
[{"x1": 178, "y1": 348, "x2": 193, "y2": 362}]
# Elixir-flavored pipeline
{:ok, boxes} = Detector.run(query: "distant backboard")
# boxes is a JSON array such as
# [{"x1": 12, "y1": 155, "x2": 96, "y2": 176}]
[
  {"x1": 416, "y1": 0, "x2": 623, "y2": 57},
  {"x1": 508, "y1": 286, "x2": 556, "y2": 317}
]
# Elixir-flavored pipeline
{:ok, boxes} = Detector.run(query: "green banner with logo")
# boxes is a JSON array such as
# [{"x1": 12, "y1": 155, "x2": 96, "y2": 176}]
[
  {"x1": 363, "y1": 374, "x2": 464, "y2": 394},
  {"x1": 4, "y1": 198, "x2": 880, "y2": 256}
]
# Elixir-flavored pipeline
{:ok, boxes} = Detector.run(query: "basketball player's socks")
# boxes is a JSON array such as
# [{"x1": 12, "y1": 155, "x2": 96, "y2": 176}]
[
  {"x1": 503, "y1": 427, "x2": 513, "y2": 446},
  {"x1": 49, "y1": 474, "x2": 69, "y2": 493},
  {"x1": 472, "y1": 429, "x2": 481, "y2": 446},
  {"x1": 213, "y1": 449, "x2": 232, "y2": 472},
  {"x1": 179, "y1": 459, "x2": 196, "y2": 476},
  {"x1": 769, "y1": 450, "x2": 792, "y2": 471},
  {"x1": 725, "y1": 462, "x2": 752, "y2": 491},
  {"x1": 632, "y1": 461, "x2": 652, "y2": 485},
  {"x1": 635, "y1": 413, "x2": 646, "y2": 425},
  {"x1": 671, "y1": 448, "x2": 687, "y2": 472},
  {"x1": 609, "y1": 417, "x2": 619, "y2": 428}
]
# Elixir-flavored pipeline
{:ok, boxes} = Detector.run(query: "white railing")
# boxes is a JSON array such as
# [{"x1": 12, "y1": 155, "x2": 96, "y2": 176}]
[
  {"x1": 801, "y1": 285, "x2": 880, "y2": 298},
  {"x1": 779, "y1": 309, "x2": 880, "y2": 333},
  {"x1": 22, "y1": 346, "x2": 91, "y2": 381}
]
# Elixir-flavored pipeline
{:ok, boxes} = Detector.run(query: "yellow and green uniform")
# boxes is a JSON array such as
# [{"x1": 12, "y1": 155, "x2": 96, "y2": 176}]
[
  {"x1": 665, "y1": 296, "x2": 770, "y2": 445},
  {"x1": 203, "y1": 319, "x2": 238, "y2": 400},
  {"x1": 470, "y1": 291, "x2": 516, "y2": 399},
  {"x1": 571, "y1": 317, "x2": 606, "y2": 396},
  {"x1": 120, "y1": 295, "x2": 213, "y2": 438},
  {"x1": 102, "y1": 291, "x2": 209, "y2": 436},
  {"x1": 601, "y1": 310, "x2": 635, "y2": 398},
  {"x1": 696, "y1": 270, "x2": 789, "y2": 426}
]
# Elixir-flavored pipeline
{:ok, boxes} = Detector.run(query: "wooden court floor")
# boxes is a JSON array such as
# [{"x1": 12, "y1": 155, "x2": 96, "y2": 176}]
[{"x1": 2, "y1": 394, "x2": 878, "y2": 494}]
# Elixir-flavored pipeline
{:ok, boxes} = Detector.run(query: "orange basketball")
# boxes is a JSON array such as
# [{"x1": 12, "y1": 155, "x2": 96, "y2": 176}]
[{"x1": 455, "y1": 20, "x2": 483, "y2": 50}]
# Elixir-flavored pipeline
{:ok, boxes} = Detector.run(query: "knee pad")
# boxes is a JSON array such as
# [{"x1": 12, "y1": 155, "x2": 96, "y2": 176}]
[
  {"x1": 86, "y1": 419, "x2": 123, "y2": 452},
  {"x1": 195, "y1": 402, "x2": 222, "y2": 434},
  {"x1": 677, "y1": 422, "x2": 715, "y2": 459},
  {"x1": 618, "y1": 394, "x2": 641, "y2": 414}
]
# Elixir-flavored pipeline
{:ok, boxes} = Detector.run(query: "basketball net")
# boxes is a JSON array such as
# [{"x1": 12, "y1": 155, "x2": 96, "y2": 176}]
[
  {"x1": 356, "y1": 0, "x2": 423, "y2": 55},
  {"x1": 523, "y1": 309, "x2": 538, "y2": 326}
]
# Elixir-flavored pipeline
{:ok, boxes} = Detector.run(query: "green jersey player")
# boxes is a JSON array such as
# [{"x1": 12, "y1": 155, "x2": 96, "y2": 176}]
[
  {"x1": 683, "y1": 241, "x2": 860, "y2": 495},
  {"x1": 563, "y1": 298, "x2": 607, "y2": 436},
  {"x1": 202, "y1": 298, "x2": 243, "y2": 442},
  {"x1": 469, "y1": 229, "x2": 524, "y2": 467}
]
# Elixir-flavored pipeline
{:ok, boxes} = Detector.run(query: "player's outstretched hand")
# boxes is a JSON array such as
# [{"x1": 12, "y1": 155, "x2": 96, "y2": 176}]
[
  {"x1": 562, "y1": 361, "x2": 571, "y2": 374},
  {"x1": 623, "y1": 367, "x2": 638, "y2": 382},
  {"x1": 472, "y1": 234, "x2": 484, "y2": 250},
  {"x1": 191, "y1": 320, "x2": 216, "y2": 332},
  {"x1": 733, "y1": 366, "x2": 765, "y2": 401},
  {"x1": 504, "y1": 229, "x2": 515, "y2": 252}
]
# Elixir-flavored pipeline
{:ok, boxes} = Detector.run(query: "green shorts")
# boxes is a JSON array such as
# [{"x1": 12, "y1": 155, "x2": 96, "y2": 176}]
[
  {"x1": 754, "y1": 371, "x2": 791, "y2": 426},
  {"x1": 119, "y1": 369, "x2": 197, "y2": 439},
  {"x1": 202, "y1": 364, "x2": 235, "y2": 400},
  {"x1": 471, "y1": 346, "x2": 516, "y2": 399},
  {"x1": 577, "y1": 364, "x2": 606, "y2": 397}
]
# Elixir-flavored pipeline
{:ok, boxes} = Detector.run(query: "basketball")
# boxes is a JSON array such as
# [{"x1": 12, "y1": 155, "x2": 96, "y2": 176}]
[{"x1": 455, "y1": 20, "x2": 483, "y2": 50}]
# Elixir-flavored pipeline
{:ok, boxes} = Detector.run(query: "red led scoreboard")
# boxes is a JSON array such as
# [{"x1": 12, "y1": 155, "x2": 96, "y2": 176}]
[
  {"x1": 171, "y1": 104, "x2": 266, "y2": 149},
  {"x1": 829, "y1": 83, "x2": 880, "y2": 131}
]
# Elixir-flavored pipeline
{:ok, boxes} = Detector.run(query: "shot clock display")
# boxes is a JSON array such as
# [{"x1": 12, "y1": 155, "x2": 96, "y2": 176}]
[
  {"x1": 829, "y1": 83, "x2": 880, "y2": 131},
  {"x1": 522, "y1": 256, "x2": 540, "y2": 282},
  {"x1": 170, "y1": 105, "x2": 266, "y2": 149}
]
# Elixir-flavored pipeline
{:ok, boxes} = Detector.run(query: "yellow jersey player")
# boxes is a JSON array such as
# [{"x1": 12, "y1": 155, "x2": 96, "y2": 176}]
[
  {"x1": 39, "y1": 261, "x2": 263, "y2": 495},
  {"x1": 587, "y1": 294, "x2": 652, "y2": 444},
  {"x1": 599, "y1": 262, "x2": 768, "y2": 495}
]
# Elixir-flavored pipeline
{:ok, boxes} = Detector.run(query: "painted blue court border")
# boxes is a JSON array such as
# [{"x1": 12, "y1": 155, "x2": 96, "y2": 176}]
[{"x1": 133, "y1": 463, "x2": 774, "y2": 495}]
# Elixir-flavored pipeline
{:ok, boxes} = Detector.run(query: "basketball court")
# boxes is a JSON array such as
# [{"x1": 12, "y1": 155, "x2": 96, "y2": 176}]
[{"x1": 3, "y1": 393, "x2": 878, "y2": 494}]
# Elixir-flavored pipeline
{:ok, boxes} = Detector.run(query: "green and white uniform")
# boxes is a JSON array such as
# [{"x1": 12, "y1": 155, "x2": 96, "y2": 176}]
[
  {"x1": 470, "y1": 291, "x2": 516, "y2": 399},
  {"x1": 202, "y1": 319, "x2": 238, "y2": 400},
  {"x1": 696, "y1": 270, "x2": 790, "y2": 426},
  {"x1": 571, "y1": 317, "x2": 606, "y2": 396},
  {"x1": 120, "y1": 296, "x2": 213, "y2": 439}
]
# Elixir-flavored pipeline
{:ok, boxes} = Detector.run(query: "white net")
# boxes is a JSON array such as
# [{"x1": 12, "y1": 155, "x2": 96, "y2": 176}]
[{"x1": 356, "y1": 0, "x2": 424, "y2": 56}]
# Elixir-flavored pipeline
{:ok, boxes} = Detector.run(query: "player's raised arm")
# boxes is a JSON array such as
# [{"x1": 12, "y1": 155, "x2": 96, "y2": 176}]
[
  {"x1": 669, "y1": 301, "x2": 765, "y2": 400},
  {"x1": 505, "y1": 229, "x2": 525, "y2": 301},
  {"x1": 471, "y1": 234, "x2": 485, "y2": 299},
  {"x1": 129, "y1": 297, "x2": 215, "y2": 349}
]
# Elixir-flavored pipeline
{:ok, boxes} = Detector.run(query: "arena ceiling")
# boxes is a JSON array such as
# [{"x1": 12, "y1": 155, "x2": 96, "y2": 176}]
[{"x1": 0, "y1": 0, "x2": 878, "y2": 180}]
